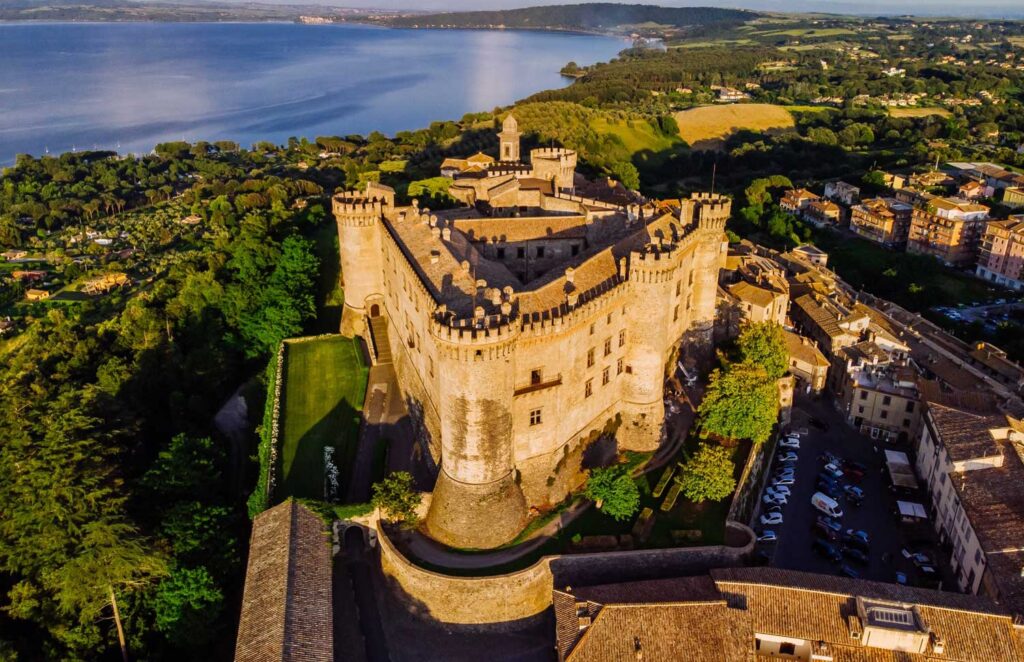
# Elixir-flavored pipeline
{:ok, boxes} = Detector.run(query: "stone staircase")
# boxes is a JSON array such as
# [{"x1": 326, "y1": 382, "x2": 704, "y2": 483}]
[{"x1": 367, "y1": 316, "x2": 392, "y2": 365}]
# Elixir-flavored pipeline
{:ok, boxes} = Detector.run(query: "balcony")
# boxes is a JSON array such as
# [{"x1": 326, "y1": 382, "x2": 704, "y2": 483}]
[{"x1": 514, "y1": 374, "x2": 563, "y2": 396}]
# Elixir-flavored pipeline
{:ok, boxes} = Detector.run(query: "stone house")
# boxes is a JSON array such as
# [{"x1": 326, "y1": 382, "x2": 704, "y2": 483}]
[{"x1": 782, "y1": 328, "x2": 829, "y2": 394}]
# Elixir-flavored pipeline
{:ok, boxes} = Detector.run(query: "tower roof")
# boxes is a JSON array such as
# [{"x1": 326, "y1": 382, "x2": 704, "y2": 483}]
[{"x1": 502, "y1": 114, "x2": 519, "y2": 133}]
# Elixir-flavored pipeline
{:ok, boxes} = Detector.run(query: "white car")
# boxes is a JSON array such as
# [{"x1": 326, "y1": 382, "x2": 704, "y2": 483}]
[
  {"x1": 772, "y1": 476, "x2": 795, "y2": 487},
  {"x1": 768, "y1": 484, "x2": 791, "y2": 497},
  {"x1": 822, "y1": 463, "x2": 844, "y2": 480},
  {"x1": 779, "y1": 437, "x2": 800, "y2": 449},
  {"x1": 757, "y1": 530, "x2": 778, "y2": 543},
  {"x1": 777, "y1": 451, "x2": 799, "y2": 463},
  {"x1": 763, "y1": 493, "x2": 788, "y2": 506},
  {"x1": 760, "y1": 512, "x2": 783, "y2": 526}
]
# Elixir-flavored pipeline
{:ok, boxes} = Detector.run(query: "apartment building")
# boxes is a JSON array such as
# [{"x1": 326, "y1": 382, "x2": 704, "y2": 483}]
[
  {"x1": 976, "y1": 218, "x2": 1024, "y2": 290},
  {"x1": 781, "y1": 188, "x2": 821, "y2": 215},
  {"x1": 907, "y1": 198, "x2": 990, "y2": 267},
  {"x1": 850, "y1": 198, "x2": 914, "y2": 247},
  {"x1": 835, "y1": 341, "x2": 920, "y2": 443}
]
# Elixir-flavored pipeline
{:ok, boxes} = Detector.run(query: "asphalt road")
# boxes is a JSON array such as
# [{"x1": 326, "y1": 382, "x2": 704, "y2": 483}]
[{"x1": 754, "y1": 396, "x2": 955, "y2": 590}]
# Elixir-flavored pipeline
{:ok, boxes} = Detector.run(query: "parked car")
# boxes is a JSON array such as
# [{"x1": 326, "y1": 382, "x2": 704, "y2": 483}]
[
  {"x1": 760, "y1": 512, "x2": 783, "y2": 526},
  {"x1": 813, "y1": 539, "x2": 843, "y2": 563},
  {"x1": 819, "y1": 451, "x2": 842, "y2": 465},
  {"x1": 842, "y1": 546, "x2": 870, "y2": 566},
  {"x1": 811, "y1": 521, "x2": 840, "y2": 542},
  {"x1": 844, "y1": 529, "x2": 870, "y2": 545},
  {"x1": 816, "y1": 515, "x2": 842, "y2": 533},
  {"x1": 774, "y1": 467, "x2": 797, "y2": 477},
  {"x1": 844, "y1": 485, "x2": 865, "y2": 504},
  {"x1": 812, "y1": 492, "x2": 844, "y2": 518},
  {"x1": 779, "y1": 437, "x2": 800, "y2": 449},
  {"x1": 816, "y1": 481, "x2": 843, "y2": 500},
  {"x1": 840, "y1": 564, "x2": 860, "y2": 579},
  {"x1": 763, "y1": 493, "x2": 788, "y2": 506},
  {"x1": 772, "y1": 476, "x2": 795, "y2": 487},
  {"x1": 822, "y1": 463, "x2": 845, "y2": 480},
  {"x1": 777, "y1": 451, "x2": 799, "y2": 464},
  {"x1": 842, "y1": 459, "x2": 868, "y2": 474},
  {"x1": 757, "y1": 530, "x2": 778, "y2": 543},
  {"x1": 768, "y1": 484, "x2": 791, "y2": 497},
  {"x1": 902, "y1": 549, "x2": 935, "y2": 567}
]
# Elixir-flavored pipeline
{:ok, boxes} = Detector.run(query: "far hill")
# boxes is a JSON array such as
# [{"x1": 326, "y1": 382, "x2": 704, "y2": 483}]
[{"x1": 385, "y1": 4, "x2": 759, "y2": 34}]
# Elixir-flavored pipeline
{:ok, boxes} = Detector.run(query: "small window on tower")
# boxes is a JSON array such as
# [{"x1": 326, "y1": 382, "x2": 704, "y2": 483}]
[
  {"x1": 529, "y1": 409, "x2": 542, "y2": 426},
  {"x1": 530, "y1": 369, "x2": 542, "y2": 385}
]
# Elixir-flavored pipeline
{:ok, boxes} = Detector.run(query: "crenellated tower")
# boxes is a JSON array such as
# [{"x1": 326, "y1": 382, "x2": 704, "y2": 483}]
[
  {"x1": 530, "y1": 147, "x2": 578, "y2": 191},
  {"x1": 683, "y1": 193, "x2": 731, "y2": 357},
  {"x1": 333, "y1": 184, "x2": 392, "y2": 336},
  {"x1": 424, "y1": 312, "x2": 528, "y2": 549}
]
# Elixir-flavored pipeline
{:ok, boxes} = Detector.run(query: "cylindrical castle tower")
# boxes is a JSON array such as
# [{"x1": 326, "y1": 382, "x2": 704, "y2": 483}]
[
  {"x1": 685, "y1": 194, "x2": 731, "y2": 357},
  {"x1": 424, "y1": 319, "x2": 528, "y2": 549},
  {"x1": 619, "y1": 250, "x2": 677, "y2": 451},
  {"x1": 334, "y1": 189, "x2": 389, "y2": 337}
]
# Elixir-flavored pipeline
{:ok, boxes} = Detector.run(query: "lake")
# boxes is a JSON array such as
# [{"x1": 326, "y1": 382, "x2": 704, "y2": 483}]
[{"x1": 0, "y1": 22, "x2": 624, "y2": 162}]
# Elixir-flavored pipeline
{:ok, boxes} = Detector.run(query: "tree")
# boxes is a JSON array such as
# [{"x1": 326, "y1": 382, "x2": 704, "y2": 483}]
[
  {"x1": 737, "y1": 322, "x2": 788, "y2": 380},
  {"x1": 584, "y1": 465, "x2": 640, "y2": 522},
  {"x1": 371, "y1": 472, "x2": 421, "y2": 523},
  {"x1": 676, "y1": 444, "x2": 736, "y2": 503},
  {"x1": 610, "y1": 160, "x2": 640, "y2": 190},
  {"x1": 698, "y1": 363, "x2": 779, "y2": 444},
  {"x1": 153, "y1": 567, "x2": 224, "y2": 649}
]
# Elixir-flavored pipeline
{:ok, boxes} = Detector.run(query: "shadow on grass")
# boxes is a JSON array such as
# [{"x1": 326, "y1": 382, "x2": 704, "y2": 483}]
[{"x1": 281, "y1": 396, "x2": 361, "y2": 500}]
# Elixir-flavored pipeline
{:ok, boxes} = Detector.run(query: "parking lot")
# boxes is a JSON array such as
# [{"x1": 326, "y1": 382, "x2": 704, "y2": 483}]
[{"x1": 752, "y1": 395, "x2": 957, "y2": 590}]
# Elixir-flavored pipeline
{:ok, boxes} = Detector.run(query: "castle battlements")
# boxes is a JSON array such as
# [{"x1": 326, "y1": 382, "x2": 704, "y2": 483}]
[{"x1": 530, "y1": 147, "x2": 577, "y2": 160}]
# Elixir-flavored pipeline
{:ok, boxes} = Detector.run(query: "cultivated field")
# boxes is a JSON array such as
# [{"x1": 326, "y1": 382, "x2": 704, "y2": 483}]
[
  {"x1": 279, "y1": 335, "x2": 368, "y2": 499},
  {"x1": 590, "y1": 116, "x2": 681, "y2": 153},
  {"x1": 888, "y1": 107, "x2": 952, "y2": 118},
  {"x1": 674, "y1": 104, "x2": 795, "y2": 150}
]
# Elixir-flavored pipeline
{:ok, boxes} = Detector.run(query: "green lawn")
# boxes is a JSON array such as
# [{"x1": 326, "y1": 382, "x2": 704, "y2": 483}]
[
  {"x1": 812, "y1": 231, "x2": 1004, "y2": 311},
  {"x1": 279, "y1": 335, "x2": 368, "y2": 499}
]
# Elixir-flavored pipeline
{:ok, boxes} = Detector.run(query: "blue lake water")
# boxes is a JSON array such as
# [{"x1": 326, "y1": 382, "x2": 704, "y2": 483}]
[{"x1": 0, "y1": 22, "x2": 624, "y2": 162}]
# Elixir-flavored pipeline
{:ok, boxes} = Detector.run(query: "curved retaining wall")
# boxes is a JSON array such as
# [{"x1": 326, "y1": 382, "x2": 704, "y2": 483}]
[
  {"x1": 375, "y1": 520, "x2": 755, "y2": 629},
  {"x1": 376, "y1": 523, "x2": 554, "y2": 629}
]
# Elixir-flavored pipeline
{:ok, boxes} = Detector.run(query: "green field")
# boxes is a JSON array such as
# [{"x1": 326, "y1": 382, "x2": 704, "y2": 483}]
[
  {"x1": 784, "y1": 105, "x2": 838, "y2": 114},
  {"x1": 760, "y1": 27, "x2": 856, "y2": 38},
  {"x1": 279, "y1": 335, "x2": 368, "y2": 499},
  {"x1": 590, "y1": 116, "x2": 682, "y2": 154}
]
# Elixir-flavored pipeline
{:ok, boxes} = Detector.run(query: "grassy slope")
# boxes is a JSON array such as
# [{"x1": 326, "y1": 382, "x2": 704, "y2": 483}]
[
  {"x1": 590, "y1": 116, "x2": 681, "y2": 153},
  {"x1": 279, "y1": 336, "x2": 368, "y2": 499},
  {"x1": 888, "y1": 107, "x2": 952, "y2": 118}
]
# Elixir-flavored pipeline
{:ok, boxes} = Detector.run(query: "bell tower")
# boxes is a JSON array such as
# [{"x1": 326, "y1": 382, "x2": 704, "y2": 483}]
[{"x1": 498, "y1": 114, "x2": 521, "y2": 162}]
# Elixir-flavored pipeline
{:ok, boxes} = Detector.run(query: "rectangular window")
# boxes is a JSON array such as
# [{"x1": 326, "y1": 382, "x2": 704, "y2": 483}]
[
  {"x1": 571, "y1": 244, "x2": 580, "y2": 256},
  {"x1": 906, "y1": 401, "x2": 916, "y2": 413},
  {"x1": 625, "y1": 365, "x2": 633, "y2": 374},
  {"x1": 517, "y1": 247, "x2": 526, "y2": 259},
  {"x1": 903, "y1": 418, "x2": 911, "y2": 428},
  {"x1": 530, "y1": 369, "x2": 542, "y2": 385},
  {"x1": 585, "y1": 380, "x2": 593, "y2": 398},
  {"x1": 858, "y1": 406, "x2": 865, "y2": 414},
  {"x1": 602, "y1": 367, "x2": 610, "y2": 385},
  {"x1": 617, "y1": 358, "x2": 624, "y2": 375},
  {"x1": 619, "y1": 330, "x2": 626, "y2": 347},
  {"x1": 882, "y1": 395, "x2": 892, "y2": 406},
  {"x1": 860, "y1": 390, "x2": 868, "y2": 400},
  {"x1": 604, "y1": 338, "x2": 612, "y2": 356},
  {"x1": 536, "y1": 246, "x2": 545, "y2": 258},
  {"x1": 496, "y1": 247, "x2": 506, "y2": 259},
  {"x1": 673, "y1": 305, "x2": 679, "y2": 322},
  {"x1": 606, "y1": 313, "x2": 612, "y2": 325},
  {"x1": 676, "y1": 280, "x2": 682, "y2": 296},
  {"x1": 880, "y1": 410, "x2": 889, "y2": 420},
  {"x1": 529, "y1": 409, "x2": 542, "y2": 426},
  {"x1": 587, "y1": 349, "x2": 595, "y2": 368},
  {"x1": 779, "y1": 643, "x2": 796, "y2": 656},
  {"x1": 589, "y1": 323, "x2": 595, "y2": 336}
]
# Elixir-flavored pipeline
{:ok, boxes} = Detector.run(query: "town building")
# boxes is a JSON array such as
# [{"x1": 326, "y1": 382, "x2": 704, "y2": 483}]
[
  {"x1": 1004, "y1": 186, "x2": 1024, "y2": 208},
  {"x1": 554, "y1": 568, "x2": 1024, "y2": 661},
  {"x1": 790, "y1": 244, "x2": 828, "y2": 268},
  {"x1": 976, "y1": 218, "x2": 1024, "y2": 290},
  {"x1": 334, "y1": 117, "x2": 729, "y2": 548},
  {"x1": 907, "y1": 198, "x2": 990, "y2": 267},
  {"x1": 803, "y1": 199, "x2": 841, "y2": 228},
  {"x1": 780, "y1": 188, "x2": 821, "y2": 215},
  {"x1": 969, "y1": 342, "x2": 1024, "y2": 392},
  {"x1": 915, "y1": 396, "x2": 1024, "y2": 616},
  {"x1": 834, "y1": 340, "x2": 920, "y2": 443},
  {"x1": 850, "y1": 198, "x2": 914, "y2": 247},
  {"x1": 782, "y1": 328, "x2": 829, "y2": 394},
  {"x1": 726, "y1": 280, "x2": 787, "y2": 327},
  {"x1": 824, "y1": 180, "x2": 861, "y2": 206}
]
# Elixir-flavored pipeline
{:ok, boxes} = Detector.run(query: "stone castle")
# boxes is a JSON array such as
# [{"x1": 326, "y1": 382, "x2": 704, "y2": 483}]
[{"x1": 334, "y1": 116, "x2": 730, "y2": 549}]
